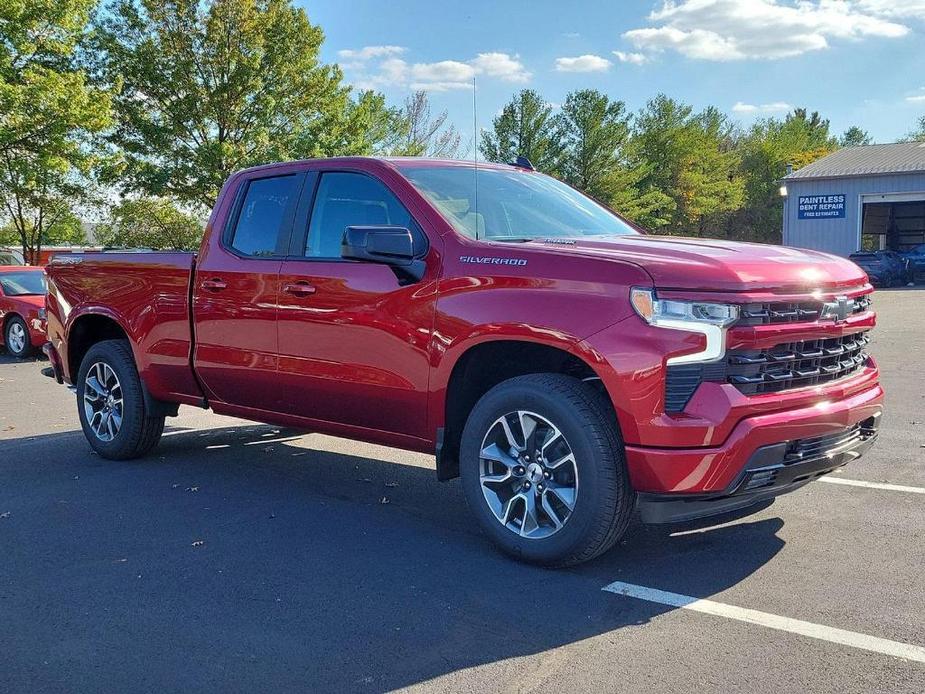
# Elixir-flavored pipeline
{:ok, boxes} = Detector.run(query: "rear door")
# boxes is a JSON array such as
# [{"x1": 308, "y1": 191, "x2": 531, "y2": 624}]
[
  {"x1": 193, "y1": 171, "x2": 304, "y2": 411},
  {"x1": 275, "y1": 169, "x2": 435, "y2": 439}
]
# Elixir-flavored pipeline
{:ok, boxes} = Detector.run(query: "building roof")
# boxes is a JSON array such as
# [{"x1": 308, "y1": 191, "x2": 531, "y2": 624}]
[{"x1": 783, "y1": 141, "x2": 925, "y2": 181}]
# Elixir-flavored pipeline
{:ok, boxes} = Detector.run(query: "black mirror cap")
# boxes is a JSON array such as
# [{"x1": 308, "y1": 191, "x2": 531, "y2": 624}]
[{"x1": 342, "y1": 226, "x2": 425, "y2": 282}]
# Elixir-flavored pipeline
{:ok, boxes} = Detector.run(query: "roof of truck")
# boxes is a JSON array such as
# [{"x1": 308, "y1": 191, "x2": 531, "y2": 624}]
[{"x1": 235, "y1": 156, "x2": 527, "y2": 177}]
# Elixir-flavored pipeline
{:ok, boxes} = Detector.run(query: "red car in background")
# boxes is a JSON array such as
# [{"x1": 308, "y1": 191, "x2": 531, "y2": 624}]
[{"x1": 0, "y1": 266, "x2": 47, "y2": 358}]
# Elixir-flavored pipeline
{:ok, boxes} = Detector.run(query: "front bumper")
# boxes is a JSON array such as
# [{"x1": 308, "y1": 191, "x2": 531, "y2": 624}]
[
  {"x1": 636, "y1": 412, "x2": 880, "y2": 523},
  {"x1": 625, "y1": 380, "x2": 883, "y2": 521}
]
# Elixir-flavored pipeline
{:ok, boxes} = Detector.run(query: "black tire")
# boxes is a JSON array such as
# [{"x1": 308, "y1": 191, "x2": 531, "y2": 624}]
[
  {"x1": 4, "y1": 315, "x2": 31, "y2": 358},
  {"x1": 76, "y1": 340, "x2": 165, "y2": 460},
  {"x1": 460, "y1": 374, "x2": 633, "y2": 567}
]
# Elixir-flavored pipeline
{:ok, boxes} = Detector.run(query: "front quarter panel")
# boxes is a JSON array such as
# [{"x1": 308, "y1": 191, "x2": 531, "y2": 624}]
[{"x1": 429, "y1": 239, "x2": 653, "y2": 431}]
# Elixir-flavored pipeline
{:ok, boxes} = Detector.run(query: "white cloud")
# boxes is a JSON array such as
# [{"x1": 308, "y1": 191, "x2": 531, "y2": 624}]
[
  {"x1": 732, "y1": 100, "x2": 793, "y2": 113},
  {"x1": 337, "y1": 45, "x2": 406, "y2": 61},
  {"x1": 622, "y1": 0, "x2": 910, "y2": 62},
  {"x1": 554, "y1": 54, "x2": 612, "y2": 72},
  {"x1": 410, "y1": 60, "x2": 475, "y2": 84},
  {"x1": 612, "y1": 50, "x2": 648, "y2": 65},
  {"x1": 857, "y1": 0, "x2": 925, "y2": 19},
  {"x1": 906, "y1": 89, "x2": 925, "y2": 104},
  {"x1": 340, "y1": 49, "x2": 530, "y2": 91},
  {"x1": 470, "y1": 52, "x2": 531, "y2": 82}
]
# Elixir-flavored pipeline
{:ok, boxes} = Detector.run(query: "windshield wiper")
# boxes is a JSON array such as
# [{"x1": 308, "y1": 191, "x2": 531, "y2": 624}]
[{"x1": 488, "y1": 236, "x2": 536, "y2": 243}]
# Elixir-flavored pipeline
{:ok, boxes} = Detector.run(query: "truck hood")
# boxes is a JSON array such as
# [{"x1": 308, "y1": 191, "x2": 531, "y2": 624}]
[{"x1": 536, "y1": 235, "x2": 867, "y2": 293}]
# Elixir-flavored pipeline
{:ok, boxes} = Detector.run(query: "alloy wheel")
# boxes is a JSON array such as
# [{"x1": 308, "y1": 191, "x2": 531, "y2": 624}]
[
  {"x1": 7, "y1": 322, "x2": 25, "y2": 354},
  {"x1": 478, "y1": 410, "x2": 579, "y2": 539},
  {"x1": 83, "y1": 361, "x2": 124, "y2": 442}
]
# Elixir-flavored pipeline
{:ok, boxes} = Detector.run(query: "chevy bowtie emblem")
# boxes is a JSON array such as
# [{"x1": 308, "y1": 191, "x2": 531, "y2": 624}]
[{"x1": 821, "y1": 295, "x2": 850, "y2": 323}]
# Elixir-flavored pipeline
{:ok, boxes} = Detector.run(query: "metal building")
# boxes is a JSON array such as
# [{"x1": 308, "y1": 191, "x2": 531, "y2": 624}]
[{"x1": 782, "y1": 142, "x2": 925, "y2": 257}]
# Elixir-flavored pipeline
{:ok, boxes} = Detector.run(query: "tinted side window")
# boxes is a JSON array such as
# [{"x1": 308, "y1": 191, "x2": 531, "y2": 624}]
[
  {"x1": 306, "y1": 172, "x2": 413, "y2": 258},
  {"x1": 230, "y1": 175, "x2": 300, "y2": 257}
]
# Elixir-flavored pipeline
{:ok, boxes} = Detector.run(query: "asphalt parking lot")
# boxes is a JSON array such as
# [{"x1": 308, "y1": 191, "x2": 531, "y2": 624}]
[{"x1": 1, "y1": 290, "x2": 923, "y2": 693}]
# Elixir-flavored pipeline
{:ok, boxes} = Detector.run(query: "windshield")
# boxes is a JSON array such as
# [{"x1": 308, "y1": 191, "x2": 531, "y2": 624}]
[
  {"x1": 401, "y1": 166, "x2": 640, "y2": 241},
  {"x1": 0, "y1": 271, "x2": 46, "y2": 296}
]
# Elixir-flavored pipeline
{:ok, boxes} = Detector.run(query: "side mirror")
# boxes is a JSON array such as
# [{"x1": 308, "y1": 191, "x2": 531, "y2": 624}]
[{"x1": 342, "y1": 226, "x2": 425, "y2": 282}]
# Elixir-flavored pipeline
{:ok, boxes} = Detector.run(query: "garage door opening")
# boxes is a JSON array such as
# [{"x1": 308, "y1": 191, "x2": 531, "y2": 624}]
[{"x1": 861, "y1": 198, "x2": 925, "y2": 251}]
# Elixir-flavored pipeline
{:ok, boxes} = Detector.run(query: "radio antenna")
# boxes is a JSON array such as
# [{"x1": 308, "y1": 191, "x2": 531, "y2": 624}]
[{"x1": 472, "y1": 75, "x2": 480, "y2": 240}]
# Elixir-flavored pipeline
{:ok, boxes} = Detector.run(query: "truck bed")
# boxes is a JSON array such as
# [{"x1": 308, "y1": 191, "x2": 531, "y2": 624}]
[{"x1": 46, "y1": 251, "x2": 203, "y2": 404}]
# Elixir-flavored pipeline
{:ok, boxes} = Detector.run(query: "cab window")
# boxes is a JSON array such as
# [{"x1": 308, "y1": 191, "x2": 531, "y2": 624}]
[
  {"x1": 229, "y1": 175, "x2": 300, "y2": 257},
  {"x1": 306, "y1": 172, "x2": 415, "y2": 258}
]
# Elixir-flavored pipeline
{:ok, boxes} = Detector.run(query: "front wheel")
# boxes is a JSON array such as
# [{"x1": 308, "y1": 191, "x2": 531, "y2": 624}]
[
  {"x1": 4, "y1": 316, "x2": 31, "y2": 358},
  {"x1": 76, "y1": 340, "x2": 165, "y2": 460},
  {"x1": 460, "y1": 374, "x2": 633, "y2": 567}
]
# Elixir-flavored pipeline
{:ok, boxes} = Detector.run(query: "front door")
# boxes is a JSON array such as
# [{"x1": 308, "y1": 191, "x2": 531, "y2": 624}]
[
  {"x1": 193, "y1": 171, "x2": 303, "y2": 411},
  {"x1": 275, "y1": 170, "x2": 435, "y2": 439}
]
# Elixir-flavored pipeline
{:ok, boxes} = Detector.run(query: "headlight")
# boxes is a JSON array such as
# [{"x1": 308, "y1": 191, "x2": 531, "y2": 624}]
[{"x1": 630, "y1": 287, "x2": 739, "y2": 365}]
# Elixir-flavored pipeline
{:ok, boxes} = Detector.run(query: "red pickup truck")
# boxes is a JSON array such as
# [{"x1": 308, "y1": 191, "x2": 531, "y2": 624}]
[{"x1": 43, "y1": 157, "x2": 883, "y2": 566}]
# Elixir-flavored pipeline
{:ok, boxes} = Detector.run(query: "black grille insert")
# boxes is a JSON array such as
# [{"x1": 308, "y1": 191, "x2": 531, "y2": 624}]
[
  {"x1": 664, "y1": 362, "x2": 727, "y2": 413},
  {"x1": 664, "y1": 331, "x2": 872, "y2": 411},
  {"x1": 726, "y1": 331, "x2": 870, "y2": 395}
]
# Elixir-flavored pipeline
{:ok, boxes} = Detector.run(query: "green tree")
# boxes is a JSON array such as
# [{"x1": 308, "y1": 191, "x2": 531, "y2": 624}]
[
  {"x1": 558, "y1": 90, "x2": 630, "y2": 197},
  {"x1": 0, "y1": 0, "x2": 111, "y2": 263},
  {"x1": 736, "y1": 108, "x2": 838, "y2": 243},
  {"x1": 901, "y1": 116, "x2": 925, "y2": 143},
  {"x1": 92, "y1": 0, "x2": 399, "y2": 209},
  {"x1": 632, "y1": 95, "x2": 743, "y2": 236},
  {"x1": 840, "y1": 126, "x2": 872, "y2": 148},
  {"x1": 557, "y1": 89, "x2": 670, "y2": 229},
  {"x1": 95, "y1": 197, "x2": 203, "y2": 250},
  {"x1": 0, "y1": 200, "x2": 86, "y2": 261},
  {"x1": 479, "y1": 89, "x2": 564, "y2": 172}
]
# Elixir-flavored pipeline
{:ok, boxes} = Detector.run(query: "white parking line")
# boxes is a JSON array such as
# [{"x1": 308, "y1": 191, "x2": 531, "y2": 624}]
[
  {"x1": 602, "y1": 581, "x2": 925, "y2": 664},
  {"x1": 818, "y1": 477, "x2": 925, "y2": 494}
]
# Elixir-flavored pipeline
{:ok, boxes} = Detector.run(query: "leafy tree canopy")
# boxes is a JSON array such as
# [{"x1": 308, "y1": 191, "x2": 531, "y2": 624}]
[
  {"x1": 840, "y1": 126, "x2": 872, "y2": 148},
  {"x1": 95, "y1": 197, "x2": 203, "y2": 250},
  {"x1": 0, "y1": 0, "x2": 111, "y2": 262},
  {"x1": 92, "y1": 0, "x2": 399, "y2": 209},
  {"x1": 479, "y1": 89, "x2": 564, "y2": 172}
]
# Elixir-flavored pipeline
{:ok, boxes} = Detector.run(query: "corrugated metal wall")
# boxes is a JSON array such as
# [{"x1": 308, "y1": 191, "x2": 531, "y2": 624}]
[{"x1": 783, "y1": 174, "x2": 925, "y2": 256}]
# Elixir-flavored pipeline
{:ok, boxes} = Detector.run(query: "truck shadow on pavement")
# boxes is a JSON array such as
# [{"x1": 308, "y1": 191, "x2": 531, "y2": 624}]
[{"x1": 1, "y1": 424, "x2": 786, "y2": 693}]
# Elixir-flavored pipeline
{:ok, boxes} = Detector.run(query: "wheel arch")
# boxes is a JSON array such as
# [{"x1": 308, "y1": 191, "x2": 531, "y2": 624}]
[
  {"x1": 67, "y1": 312, "x2": 130, "y2": 380},
  {"x1": 434, "y1": 336, "x2": 618, "y2": 481},
  {"x1": 69, "y1": 315, "x2": 180, "y2": 418}
]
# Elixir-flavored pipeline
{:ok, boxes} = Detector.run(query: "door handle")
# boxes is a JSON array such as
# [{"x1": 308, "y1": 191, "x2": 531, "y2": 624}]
[
  {"x1": 201, "y1": 278, "x2": 227, "y2": 291},
  {"x1": 283, "y1": 282, "x2": 316, "y2": 296}
]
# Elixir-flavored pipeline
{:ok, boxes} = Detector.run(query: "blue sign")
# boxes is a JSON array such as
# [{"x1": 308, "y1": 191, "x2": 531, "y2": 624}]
[{"x1": 798, "y1": 194, "x2": 846, "y2": 220}]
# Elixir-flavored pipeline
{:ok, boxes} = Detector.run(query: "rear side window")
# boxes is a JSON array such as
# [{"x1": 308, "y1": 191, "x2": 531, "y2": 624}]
[
  {"x1": 229, "y1": 175, "x2": 300, "y2": 257},
  {"x1": 306, "y1": 172, "x2": 413, "y2": 258}
]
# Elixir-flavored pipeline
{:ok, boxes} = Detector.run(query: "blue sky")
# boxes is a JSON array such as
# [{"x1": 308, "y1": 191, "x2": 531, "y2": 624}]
[{"x1": 305, "y1": 0, "x2": 925, "y2": 153}]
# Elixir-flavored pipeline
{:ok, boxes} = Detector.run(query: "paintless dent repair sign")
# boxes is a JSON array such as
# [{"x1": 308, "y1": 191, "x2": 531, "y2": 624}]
[{"x1": 798, "y1": 194, "x2": 847, "y2": 220}]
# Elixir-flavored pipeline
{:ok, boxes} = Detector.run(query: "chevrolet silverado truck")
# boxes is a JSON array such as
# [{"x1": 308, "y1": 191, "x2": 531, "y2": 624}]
[{"x1": 43, "y1": 157, "x2": 883, "y2": 566}]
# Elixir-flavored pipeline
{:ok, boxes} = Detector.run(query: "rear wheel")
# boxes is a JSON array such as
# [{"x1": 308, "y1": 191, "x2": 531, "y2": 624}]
[
  {"x1": 460, "y1": 374, "x2": 633, "y2": 567},
  {"x1": 4, "y1": 316, "x2": 31, "y2": 358},
  {"x1": 76, "y1": 340, "x2": 165, "y2": 459}
]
